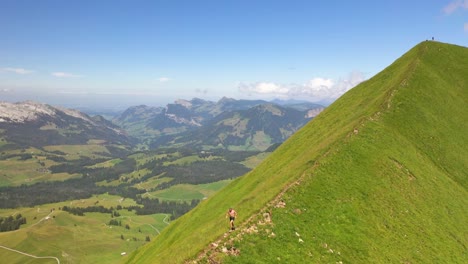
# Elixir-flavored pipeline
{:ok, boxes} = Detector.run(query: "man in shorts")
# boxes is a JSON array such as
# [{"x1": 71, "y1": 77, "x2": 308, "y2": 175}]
[{"x1": 226, "y1": 208, "x2": 237, "y2": 231}]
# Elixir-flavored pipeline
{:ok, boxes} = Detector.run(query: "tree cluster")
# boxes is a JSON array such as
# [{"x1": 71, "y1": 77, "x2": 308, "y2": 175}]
[
  {"x1": 0, "y1": 214, "x2": 26, "y2": 232},
  {"x1": 109, "y1": 219, "x2": 121, "y2": 226},
  {"x1": 147, "y1": 160, "x2": 249, "y2": 190},
  {"x1": 0, "y1": 156, "x2": 144, "y2": 209},
  {"x1": 61, "y1": 205, "x2": 113, "y2": 216},
  {"x1": 127, "y1": 198, "x2": 199, "y2": 220}
]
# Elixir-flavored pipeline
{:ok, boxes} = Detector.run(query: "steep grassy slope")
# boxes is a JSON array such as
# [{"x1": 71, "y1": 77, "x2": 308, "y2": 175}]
[{"x1": 125, "y1": 41, "x2": 467, "y2": 263}]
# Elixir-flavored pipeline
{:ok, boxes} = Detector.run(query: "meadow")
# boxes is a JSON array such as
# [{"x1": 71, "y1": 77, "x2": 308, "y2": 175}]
[
  {"x1": 0, "y1": 144, "x2": 262, "y2": 263},
  {"x1": 0, "y1": 193, "x2": 165, "y2": 263},
  {"x1": 0, "y1": 182, "x2": 228, "y2": 264}
]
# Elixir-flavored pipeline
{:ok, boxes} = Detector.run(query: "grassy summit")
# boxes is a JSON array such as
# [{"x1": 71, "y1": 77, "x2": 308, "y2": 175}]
[{"x1": 125, "y1": 41, "x2": 467, "y2": 263}]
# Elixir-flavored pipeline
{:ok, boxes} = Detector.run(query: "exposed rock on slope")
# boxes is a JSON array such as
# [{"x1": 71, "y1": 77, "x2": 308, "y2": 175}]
[{"x1": 0, "y1": 101, "x2": 131, "y2": 148}]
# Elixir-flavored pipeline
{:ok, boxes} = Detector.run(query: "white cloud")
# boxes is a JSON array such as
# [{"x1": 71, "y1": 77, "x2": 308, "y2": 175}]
[
  {"x1": 158, "y1": 77, "x2": 170, "y2": 82},
  {"x1": 443, "y1": 0, "x2": 468, "y2": 14},
  {"x1": 238, "y1": 71, "x2": 366, "y2": 102},
  {"x1": 2, "y1": 67, "x2": 34, "y2": 74},
  {"x1": 304, "y1": 78, "x2": 335, "y2": 92},
  {"x1": 253, "y1": 82, "x2": 289, "y2": 94},
  {"x1": 52, "y1": 72, "x2": 82, "y2": 78}
]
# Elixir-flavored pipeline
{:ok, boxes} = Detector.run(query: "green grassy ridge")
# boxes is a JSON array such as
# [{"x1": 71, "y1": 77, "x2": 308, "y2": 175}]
[
  {"x1": 125, "y1": 41, "x2": 467, "y2": 263},
  {"x1": 223, "y1": 41, "x2": 467, "y2": 263},
  {"x1": 225, "y1": 126, "x2": 466, "y2": 263},
  {"x1": 387, "y1": 42, "x2": 468, "y2": 188}
]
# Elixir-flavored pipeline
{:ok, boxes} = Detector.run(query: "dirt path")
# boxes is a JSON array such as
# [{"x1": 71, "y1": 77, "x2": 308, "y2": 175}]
[
  {"x1": 162, "y1": 214, "x2": 170, "y2": 225},
  {"x1": 0, "y1": 245, "x2": 60, "y2": 264},
  {"x1": 0, "y1": 210, "x2": 60, "y2": 263},
  {"x1": 28, "y1": 210, "x2": 55, "y2": 229},
  {"x1": 189, "y1": 169, "x2": 312, "y2": 263}
]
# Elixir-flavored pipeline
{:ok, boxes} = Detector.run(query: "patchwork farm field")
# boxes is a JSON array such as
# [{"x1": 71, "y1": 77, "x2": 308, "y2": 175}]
[
  {"x1": 0, "y1": 144, "x2": 264, "y2": 263},
  {"x1": 0, "y1": 193, "x2": 169, "y2": 264}
]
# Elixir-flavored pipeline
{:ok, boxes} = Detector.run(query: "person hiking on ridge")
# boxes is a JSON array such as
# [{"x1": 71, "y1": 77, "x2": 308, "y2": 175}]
[{"x1": 226, "y1": 208, "x2": 237, "y2": 231}]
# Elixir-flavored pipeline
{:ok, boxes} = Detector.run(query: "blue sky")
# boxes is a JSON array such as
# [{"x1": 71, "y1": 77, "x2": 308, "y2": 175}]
[{"x1": 1, "y1": 0, "x2": 467, "y2": 110}]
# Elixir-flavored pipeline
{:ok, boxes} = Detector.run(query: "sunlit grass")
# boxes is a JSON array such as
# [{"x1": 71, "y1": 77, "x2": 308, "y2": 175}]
[
  {"x1": 88, "y1": 158, "x2": 123, "y2": 168},
  {"x1": 126, "y1": 41, "x2": 468, "y2": 264},
  {"x1": 241, "y1": 152, "x2": 271, "y2": 169},
  {"x1": 43, "y1": 144, "x2": 109, "y2": 159},
  {"x1": 0, "y1": 194, "x2": 167, "y2": 264},
  {"x1": 144, "y1": 180, "x2": 232, "y2": 201},
  {"x1": 134, "y1": 176, "x2": 172, "y2": 190}
]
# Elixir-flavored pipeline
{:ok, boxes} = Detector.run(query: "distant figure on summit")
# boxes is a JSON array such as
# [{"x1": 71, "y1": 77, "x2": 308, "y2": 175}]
[{"x1": 226, "y1": 208, "x2": 237, "y2": 231}]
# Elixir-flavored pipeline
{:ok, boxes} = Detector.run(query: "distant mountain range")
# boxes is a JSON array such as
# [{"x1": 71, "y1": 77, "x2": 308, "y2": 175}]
[
  {"x1": 0, "y1": 98, "x2": 324, "y2": 152},
  {"x1": 113, "y1": 97, "x2": 324, "y2": 150},
  {"x1": 0, "y1": 101, "x2": 132, "y2": 150}
]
